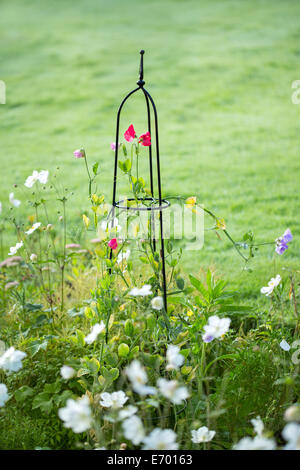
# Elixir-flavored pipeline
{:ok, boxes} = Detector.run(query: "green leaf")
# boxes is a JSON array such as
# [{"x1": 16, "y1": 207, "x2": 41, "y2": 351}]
[
  {"x1": 92, "y1": 162, "x2": 99, "y2": 176},
  {"x1": 176, "y1": 277, "x2": 185, "y2": 290},
  {"x1": 24, "y1": 303, "x2": 43, "y2": 312},
  {"x1": 32, "y1": 392, "x2": 53, "y2": 413},
  {"x1": 27, "y1": 339, "x2": 49, "y2": 357},
  {"x1": 14, "y1": 386, "x2": 35, "y2": 403},
  {"x1": 102, "y1": 367, "x2": 119, "y2": 384},
  {"x1": 217, "y1": 305, "x2": 253, "y2": 314},
  {"x1": 189, "y1": 275, "x2": 209, "y2": 302}
]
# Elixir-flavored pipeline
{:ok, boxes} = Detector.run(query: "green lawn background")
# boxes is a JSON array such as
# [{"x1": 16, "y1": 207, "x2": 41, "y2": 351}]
[{"x1": 1, "y1": 0, "x2": 300, "y2": 302}]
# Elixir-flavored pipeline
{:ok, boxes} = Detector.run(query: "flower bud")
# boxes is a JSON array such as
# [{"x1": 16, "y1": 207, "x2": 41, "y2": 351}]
[
  {"x1": 284, "y1": 404, "x2": 300, "y2": 422},
  {"x1": 73, "y1": 148, "x2": 86, "y2": 159}
]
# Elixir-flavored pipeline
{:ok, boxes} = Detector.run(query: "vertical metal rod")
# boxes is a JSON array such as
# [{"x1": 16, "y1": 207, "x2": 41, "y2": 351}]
[
  {"x1": 142, "y1": 88, "x2": 156, "y2": 252},
  {"x1": 110, "y1": 87, "x2": 139, "y2": 267},
  {"x1": 144, "y1": 89, "x2": 169, "y2": 325}
]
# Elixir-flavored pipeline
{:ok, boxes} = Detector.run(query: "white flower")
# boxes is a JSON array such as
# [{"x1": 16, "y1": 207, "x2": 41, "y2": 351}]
[
  {"x1": 118, "y1": 405, "x2": 138, "y2": 420},
  {"x1": 8, "y1": 241, "x2": 23, "y2": 256},
  {"x1": 58, "y1": 395, "x2": 92, "y2": 433},
  {"x1": 282, "y1": 422, "x2": 300, "y2": 450},
  {"x1": 25, "y1": 222, "x2": 41, "y2": 235},
  {"x1": 280, "y1": 340, "x2": 290, "y2": 352},
  {"x1": 60, "y1": 365, "x2": 75, "y2": 380},
  {"x1": 30, "y1": 253, "x2": 37, "y2": 262},
  {"x1": 191, "y1": 426, "x2": 216, "y2": 443},
  {"x1": 129, "y1": 284, "x2": 153, "y2": 297},
  {"x1": 84, "y1": 322, "x2": 105, "y2": 344},
  {"x1": 202, "y1": 315, "x2": 231, "y2": 343},
  {"x1": 38, "y1": 170, "x2": 49, "y2": 184},
  {"x1": 143, "y1": 428, "x2": 178, "y2": 450},
  {"x1": 166, "y1": 345, "x2": 185, "y2": 371},
  {"x1": 0, "y1": 384, "x2": 9, "y2": 407},
  {"x1": 123, "y1": 415, "x2": 145, "y2": 445},
  {"x1": 101, "y1": 217, "x2": 121, "y2": 234},
  {"x1": 125, "y1": 360, "x2": 157, "y2": 395},
  {"x1": 100, "y1": 391, "x2": 128, "y2": 409},
  {"x1": 151, "y1": 296, "x2": 164, "y2": 310},
  {"x1": 0, "y1": 202, "x2": 2, "y2": 214},
  {"x1": 0, "y1": 347, "x2": 27, "y2": 372},
  {"x1": 24, "y1": 170, "x2": 49, "y2": 188},
  {"x1": 260, "y1": 275, "x2": 281, "y2": 296},
  {"x1": 251, "y1": 416, "x2": 264, "y2": 437},
  {"x1": 284, "y1": 404, "x2": 300, "y2": 422},
  {"x1": 9, "y1": 192, "x2": 21, "y2": 208},
  {"x1": 117, "y1": 249, "x2": 130, "y2": 264},
  {"x1": 157, "y1": 378, "x2": 189, "y2": 404},
  {"x1": 233, "y1": 435, "x2": 276, "y2": 450}
]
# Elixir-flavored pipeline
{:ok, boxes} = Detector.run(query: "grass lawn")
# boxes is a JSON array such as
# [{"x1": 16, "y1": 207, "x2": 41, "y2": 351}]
[{"x1": 1, "y1": 0, "x2": 300, "y2": 300}]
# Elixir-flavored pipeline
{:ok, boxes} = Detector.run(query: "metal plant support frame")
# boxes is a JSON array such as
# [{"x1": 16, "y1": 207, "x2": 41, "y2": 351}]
[{"x1": 111, "y1": 50, "x2": 170, "y2": 316}]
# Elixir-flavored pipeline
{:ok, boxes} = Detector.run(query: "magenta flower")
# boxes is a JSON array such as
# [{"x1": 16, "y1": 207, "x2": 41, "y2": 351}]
[
  {"x1": 124, "y1": 125, "x2": 136, "y2": 143},
  {"x1": 73, "y1": 148, "x2": 86, "y2": 159},
  {"x1": 139, "y1": 131, "x2": 151, "y2": 147},
  {"x1": 275, "y1": 228, "x2": 293, "y2": 255},
  {"x1": 108, "y1": 238, "x2": 118, "y2": 250}
]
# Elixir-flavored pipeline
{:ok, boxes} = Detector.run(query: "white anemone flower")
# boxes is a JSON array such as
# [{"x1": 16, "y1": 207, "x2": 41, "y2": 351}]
[
  {"x1": 284, "y1": 404, "x2": 300, "y2": 422},
  {"x1": 129, "y1": 284, "x2": 153, "y2": 296},
  {"x1": 58, "y1": 395, "x2": 92, "y2": 433},
  {"x1": 0, "y1": 347, "x2": 27, "y2": 372},
  {"x1": 30, "y1": 253, "x2": 38, "y2": 262},
  {"x1": 280, "y1": 340, "x2": 291, "y2": 352},
  {"x1": 24, "y1": 170, "x2": 49, "y2": 188},
  {"x1": 9, "y1": 192, "x2": 21, "y2": 208},
  {"x1": 191, "y1": 426, "x2": 216, "y2": 443},
  {"x1": 38, "y1": 170, "x2": 49, "y2": 184},
  {"x1": 8, "y1": 241, "x2": 23, "y2": 256},
  {"x1": 0, "y1": 384, "x2": 9, "y2": 407},
  {"x1": 166, "y1": 345, "x2": 185, "y2": 371},
  {"x1": 60, "y1": 365, "x2": 75, "y2": 380},
  {"x1": 282, "y1": 422, "x2": 300, "y2": 450},
  {"x1": 260, "y1": 274, "x2": 281, "y2": 296},
  {"x1": 0, "y1": 202, "x2": 2, "y2": 214},
  {"x1": 202, "y1": 315, "x2": 231, "y2": 343},
  {"x1": 125, "y1": 360, "x2": 157, "y2": 395},
  {"x1": 25, "y1": 222, "x2": 41, "y2": 235},
  {"x1": 122, "y1": 415, "x2": 145, "y2": 445},
  {"x1": 157, "y1": 378, "x2": 189, "y2": 404},
  {"x1": 233, "y1": 435, "x2": 276, "y2": 450},
  {"x1": 117, "y1": 249, "x2": 130, "y2": 264},
  {"x1": 101, "y1": 217, "x2": 121, "y2": 234},
  {"x1": 84, "y1": 321, "x2": 105, "y2": 344},
  {"x1": 251, "y1": 416, "x2": 264, "y2": 437},
  {"x1": 151, "y1": 296, "x2": 164, "y2": 310},
  {"x1": 143, "y1": 428, "x2": 178, "y2": 450},
  {"x1": 100, "y1": 391, "x2": 128, "y2": 409},
  {"x1": 118, "y1": 405, "x2": 138, "y2": 420}
]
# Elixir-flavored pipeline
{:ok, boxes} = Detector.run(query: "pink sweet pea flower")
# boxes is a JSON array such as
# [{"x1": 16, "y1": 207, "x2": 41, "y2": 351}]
[
  {"x1": 108, "y1": 238, "x2": 118, "y2": 250},
  {"x1": 124, "y1": 125, "x2": 136, "y2": 142},
  {"x1": 111, "y1": 142, "x2": 121, "y2": 151},
  {"x1": 139, "y1": 132, "x2": 151, "y2": 147},
  {"x1": 74, "y1": 148, "x2": 86, "y2": 159}
]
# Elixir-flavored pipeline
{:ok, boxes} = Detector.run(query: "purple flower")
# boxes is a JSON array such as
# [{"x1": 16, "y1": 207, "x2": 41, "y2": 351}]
[
  {"x1": 275, "y1": 228, "x2": 293, "y2": 255},
  {"x1": 282, "y1": 228, "x2": 293, "y2": 243},
  {"x1": 203, "y1": 334, "x2": 214, "y2": 343},
  {"x1": 275, "y1": 241, "x2": 288, "y2": 255}
]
